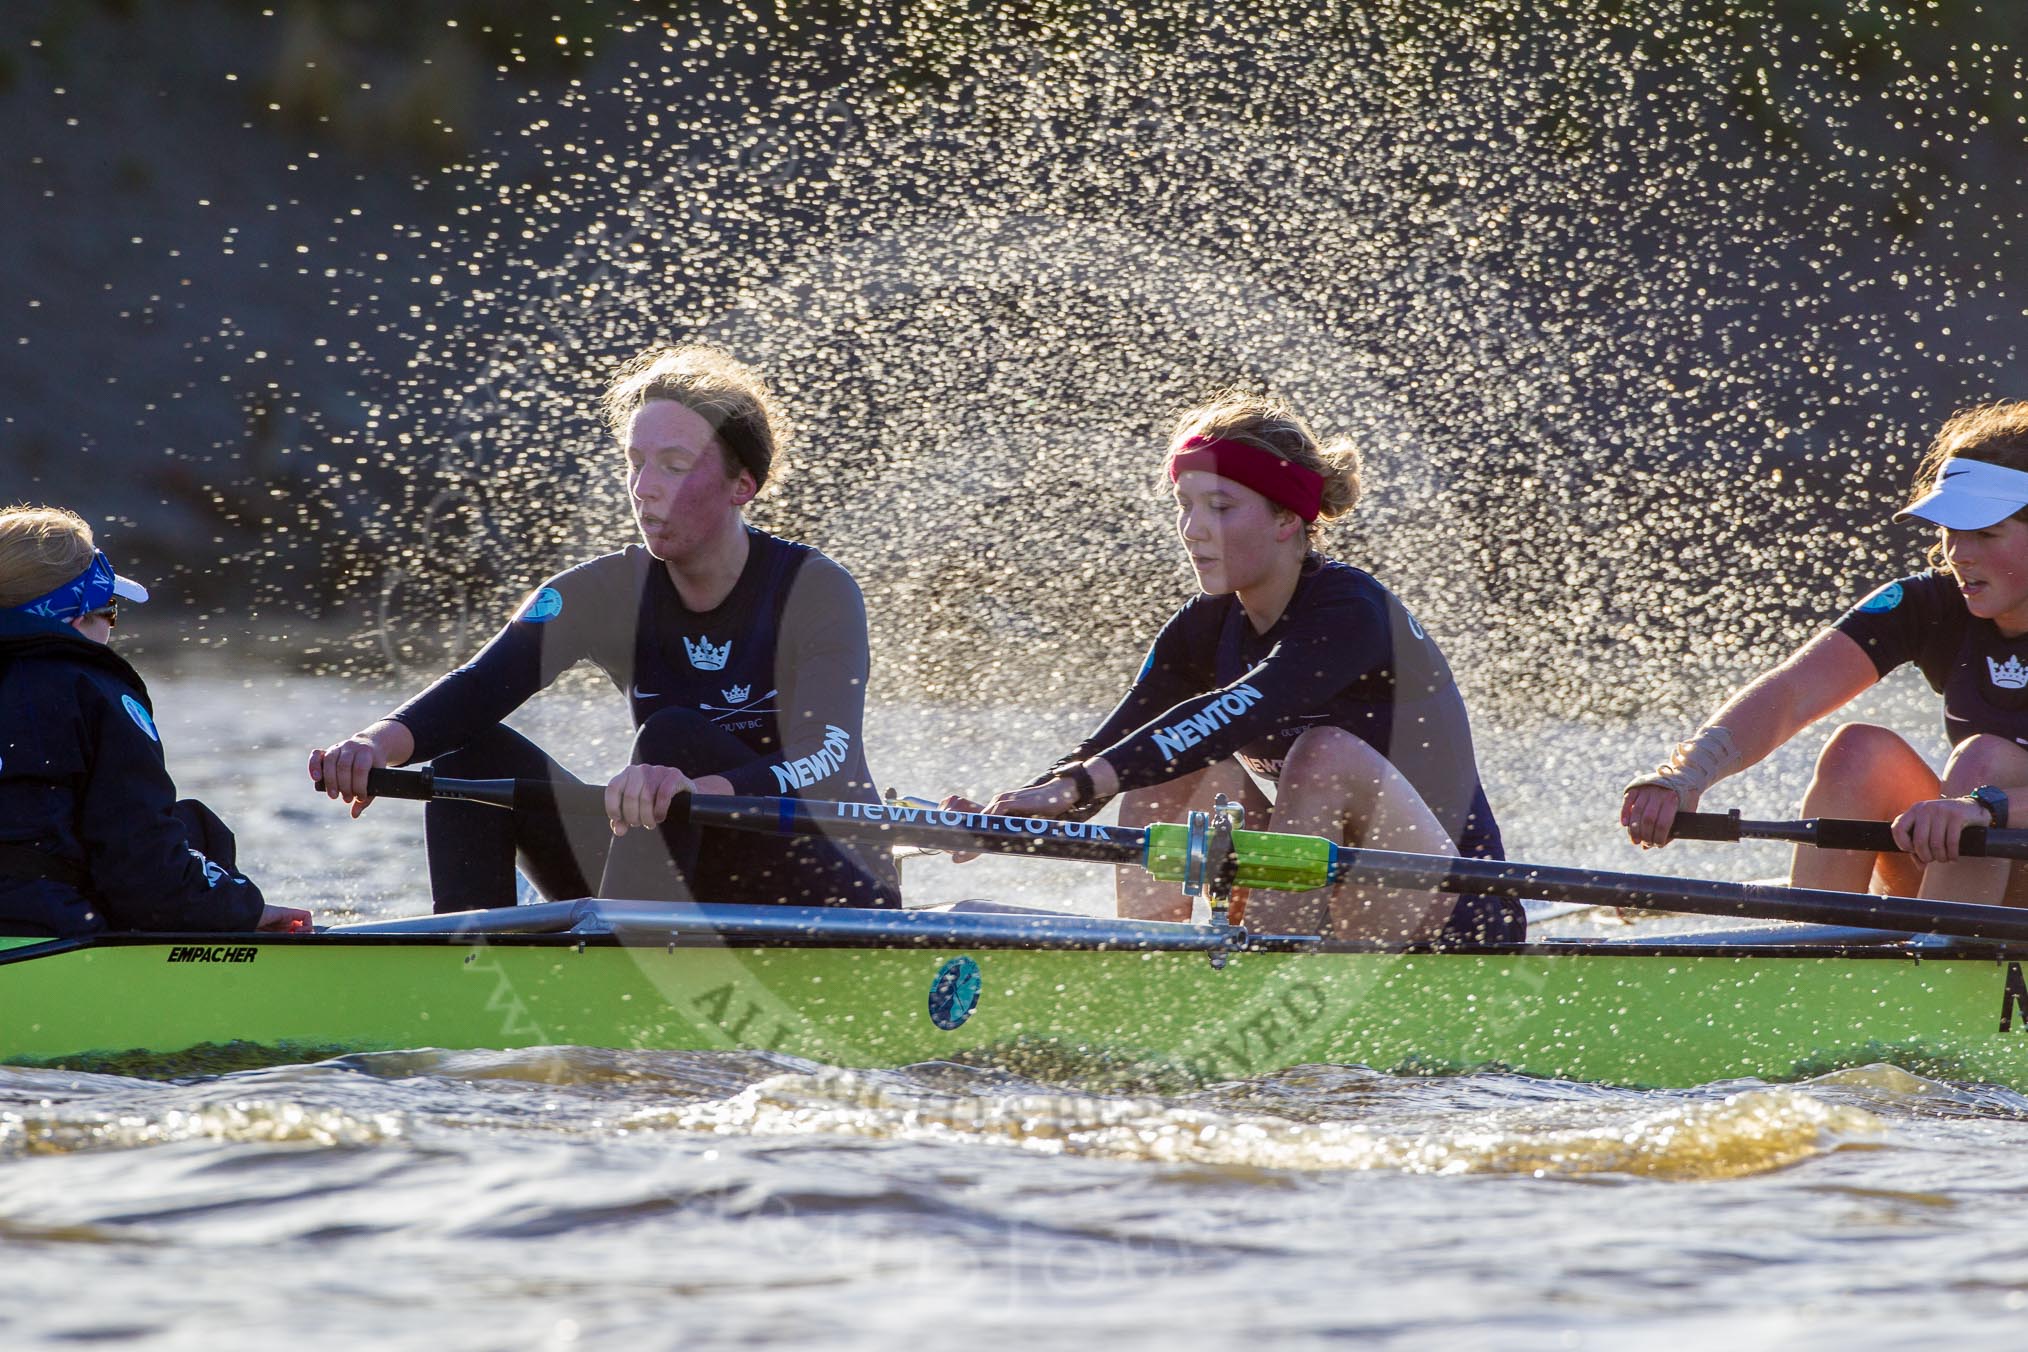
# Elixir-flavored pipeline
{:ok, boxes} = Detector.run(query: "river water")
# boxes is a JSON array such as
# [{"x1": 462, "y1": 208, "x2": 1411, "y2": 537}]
[{"x1": 7, "y1": 664, "x2": 2026, "y2": 1350}]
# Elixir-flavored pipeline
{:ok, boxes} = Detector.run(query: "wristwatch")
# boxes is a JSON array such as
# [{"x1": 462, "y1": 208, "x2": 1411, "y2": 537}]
[{"x1": 1969, "y1": 785, "x2": 2010, "y2": 829}]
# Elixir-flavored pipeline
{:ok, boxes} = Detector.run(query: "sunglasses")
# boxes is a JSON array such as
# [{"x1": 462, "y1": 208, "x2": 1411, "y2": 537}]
[{"x1": 84, "y1": 601, "x2": 118, "y2": 627}]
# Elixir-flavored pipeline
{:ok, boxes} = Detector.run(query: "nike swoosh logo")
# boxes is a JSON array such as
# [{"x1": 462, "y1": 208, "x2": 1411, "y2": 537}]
[{"x1": 630, "y1": 684, "x2": 662, "y2": 700}]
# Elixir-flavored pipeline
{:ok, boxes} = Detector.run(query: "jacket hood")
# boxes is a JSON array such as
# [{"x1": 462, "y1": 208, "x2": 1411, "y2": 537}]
[{"x1": 0, "y1": 609, "x2": 150, "y2": 699}]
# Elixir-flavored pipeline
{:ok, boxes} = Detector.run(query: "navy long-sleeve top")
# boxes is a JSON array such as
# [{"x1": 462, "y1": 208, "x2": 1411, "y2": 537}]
[
  {"x1": 1057, "y1": 555, "x2": 1503, "y2": 859},
  {"x1": 391, "y1": 528, "x2": 882, "y2": 801}
]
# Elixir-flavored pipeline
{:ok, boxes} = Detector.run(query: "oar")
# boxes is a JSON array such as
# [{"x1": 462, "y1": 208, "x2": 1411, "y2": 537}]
[
  {"x1": 356, "y1": 767, "x2": 2028, "y2": 945},
  {"x1": 1672, "y1": 809, "x2": 2028, "y2": 861},
  {"x1": 353, "y1": 766, "x2": 1157, "y2": 866}
]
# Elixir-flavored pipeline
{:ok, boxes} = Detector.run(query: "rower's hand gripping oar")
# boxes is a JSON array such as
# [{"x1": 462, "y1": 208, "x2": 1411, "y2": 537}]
[
  {"x1": 351, "y1": 768, "x2": 2028, "y2": 947},
  {"x1": 338, "y1": 765, "x2": 602, "y2": 818},
  {"x1": 1671, "y1": 809, "x2": 2028, "y2": 861}
]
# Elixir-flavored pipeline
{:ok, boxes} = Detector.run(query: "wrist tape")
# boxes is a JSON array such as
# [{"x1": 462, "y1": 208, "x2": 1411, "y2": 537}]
[{"x1": 1625, "y1": 725, "x2": 1741, "y2": 798}]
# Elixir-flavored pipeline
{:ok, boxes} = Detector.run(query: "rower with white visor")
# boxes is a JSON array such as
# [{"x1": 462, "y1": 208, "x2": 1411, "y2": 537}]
[{"x1": 1623, "y1": 401, "x2": 2028, "y2": 907}]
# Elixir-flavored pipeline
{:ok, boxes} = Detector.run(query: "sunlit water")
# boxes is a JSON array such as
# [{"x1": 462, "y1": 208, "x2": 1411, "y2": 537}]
[{"x1": 6, "y1": 666, "x2": 2024, "y2": 1348}]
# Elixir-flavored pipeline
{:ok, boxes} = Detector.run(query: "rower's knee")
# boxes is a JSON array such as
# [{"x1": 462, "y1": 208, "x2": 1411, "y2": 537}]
[
  {"x1": 1284, "y1": 725, "x2": 1385, "y2": 774},
  {"x1": 1280, "y1": 726, "x2": 1390, "y2": 802},
  {"x1": 1811, "y1": 723, "x2": 1902, "y2": 781},
  {"x1": 1800, "y1": 722, "x2": 1937, "y2": 820},
  {"x1": 1118, "y1": 760, "x2": 1258, "y2": 827},
  {"x1": 432, "y1": 723, "x2": 531, "y2": 777},
  {"x1": 1940, "y1": 734, "x2": 2028, "y2": 795}
]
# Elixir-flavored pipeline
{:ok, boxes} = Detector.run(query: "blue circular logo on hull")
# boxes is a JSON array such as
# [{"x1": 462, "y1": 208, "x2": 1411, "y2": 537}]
[{"x1": 928, "y1": 956, "x2": 982, "y2": 1031}]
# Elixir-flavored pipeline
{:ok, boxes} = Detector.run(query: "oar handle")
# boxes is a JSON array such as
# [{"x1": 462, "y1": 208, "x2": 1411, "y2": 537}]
[
  {"x1": 1672, "y1": 809, "x2": 2028, "y2": 861},
  {"x1": 1668, "y1": 811, "x2": 1800, "y2": 845},
  {"x1": 356, "y1": 766, "x2": 437, "y2": 802},
  {"x1": 362, "y1": 766, "x2": 614, "y2": 818}
]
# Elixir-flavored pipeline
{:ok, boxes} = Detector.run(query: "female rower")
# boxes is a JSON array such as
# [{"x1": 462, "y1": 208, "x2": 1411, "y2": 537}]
[
  {"x1": 947, "y1": 394, "x2": 1521, "y2": 944},
  {"x1": 0, "y1": 505, "x2": 306, "y2": 936},
  {"x1": 310, "y1": 344, "x2": 900, "y2": 912},
  {"x1": 1624, "y1": 402, "x2": 2028, "y2": 905}
]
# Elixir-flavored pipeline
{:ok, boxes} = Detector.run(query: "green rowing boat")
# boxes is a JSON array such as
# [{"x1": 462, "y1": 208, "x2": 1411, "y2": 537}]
[
  {"x1": 6, "y1": 901, "x2": 2028, "y2": 1088},
  {"x1": 12, "y1": 768, "x2": 2028, "y2": 1088}
]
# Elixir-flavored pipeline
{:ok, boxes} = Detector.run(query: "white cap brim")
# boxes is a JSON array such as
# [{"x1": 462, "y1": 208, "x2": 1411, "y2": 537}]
[
  {"x1": 112, "y1": 574, "x2": 150, "y2": 604},
  {"x1": 1893, "y1": 458, "x2": 2028, "y2": 530}
]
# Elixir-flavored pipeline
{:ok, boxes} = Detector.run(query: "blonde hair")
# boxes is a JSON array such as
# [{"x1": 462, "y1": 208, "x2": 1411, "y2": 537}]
[
  {"x1": 1909, "y1": 402, "x2": 2028, "y2": 567},
  {"x1": 599, "y1": 344, "x2": 785, "y2": 491},
  {"x1": 1167, "y1": 391, "x2": 1362, "y2": 537},
  {"x1": 0, "y1": 505, "x2": 96, "y2": 609}
]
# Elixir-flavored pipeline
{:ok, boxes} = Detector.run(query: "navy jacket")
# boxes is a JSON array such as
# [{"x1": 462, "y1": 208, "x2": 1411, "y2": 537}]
[{"x1": 0, "y1": 610, "x2": 265, "y2": 936}]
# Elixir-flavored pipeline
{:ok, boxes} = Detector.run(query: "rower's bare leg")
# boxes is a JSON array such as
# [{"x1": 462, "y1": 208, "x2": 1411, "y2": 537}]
[
  {"x1": 1114, "y1": 759, "x2": 1267, "y2": 922},
  {"x1": 1791, "y1": 723, "x2": 1935, "y2": 896},
  {"x1": 1254, "y1": 726, "x2": 1456, "y2": 944},
  {"x1": 1920, "y1": 734, "x2": 2028, "y2": 905}
]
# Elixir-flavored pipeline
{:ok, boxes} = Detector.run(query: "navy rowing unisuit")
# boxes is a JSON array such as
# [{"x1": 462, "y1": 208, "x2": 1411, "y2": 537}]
[
  {"x1": 1836, "y1": 570, "x2": 2028, "y2": 747},
  {"x1": 390, "y1": 527, "x2": 899, "y2": 910},
  {"x1": 1062, "y1": 555, "x2": 1506, "y2": 862}
]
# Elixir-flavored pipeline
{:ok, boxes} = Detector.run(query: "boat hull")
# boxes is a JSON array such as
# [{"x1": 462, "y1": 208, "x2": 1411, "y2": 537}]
[{"x1": 8, "y1": 927, "x2": 2028, "y2": 1087}]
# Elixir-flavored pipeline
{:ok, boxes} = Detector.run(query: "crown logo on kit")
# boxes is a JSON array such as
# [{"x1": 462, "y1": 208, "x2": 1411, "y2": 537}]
[
  {"x1": 724, "y1": 684, "x2": 751, "y2": 704},
  {"x1": 684, "y1": 636, "x2": 732, "y2": 671},
  {"x1": 1990, "y1": 655, "x2": 2028, "y2": 690}
]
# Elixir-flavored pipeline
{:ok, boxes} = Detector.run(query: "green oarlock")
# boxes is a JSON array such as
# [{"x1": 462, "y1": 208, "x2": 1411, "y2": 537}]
[
  {"x1": 1141, "y1": 824, "x2": 1338, "y2": 893},
  {"x1": 1140, "y1": 822, "x2": 1190, "y2": 884},
  {"x1": 1228, "y1": 828, "x2": 1338, "y2": 891}
]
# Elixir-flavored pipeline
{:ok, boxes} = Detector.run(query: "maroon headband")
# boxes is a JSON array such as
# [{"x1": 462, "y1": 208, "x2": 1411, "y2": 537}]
[{"x1": 1165, "y1": 435, "x2": 1326, "y2": 522}]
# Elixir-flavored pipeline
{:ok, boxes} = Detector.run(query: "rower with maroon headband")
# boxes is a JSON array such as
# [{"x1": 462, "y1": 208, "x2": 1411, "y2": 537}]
[{"x1": 943, "y1": 393, "x2": 1519, "y2": 945}]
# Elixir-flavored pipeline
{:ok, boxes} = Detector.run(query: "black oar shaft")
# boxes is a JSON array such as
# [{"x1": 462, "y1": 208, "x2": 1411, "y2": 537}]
[
  {"x1": 692, "y1": 796, "x2": 1147, "y2": 867},
  {"x1": 1326, "y1": 847, "x2": 2028, "y2": 945},
  {"x1": 359, "y1": 768, "x2": 2028, "y2": 944},
  {"x1": 361, "y1": 767, "x2": 1149, "y2": 866},
  {"x1": 1672, "y1": 810, "x2": 2028, "y2": 861}
]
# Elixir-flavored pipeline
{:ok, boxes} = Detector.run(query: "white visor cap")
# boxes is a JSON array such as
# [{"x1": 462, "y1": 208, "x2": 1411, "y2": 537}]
[
  {"x1": 112, "y1": 573, "x2": 150, "y2": 604},
  {"x1": 1895, "y1": 457, "x2": 2028, "y2": 530}
]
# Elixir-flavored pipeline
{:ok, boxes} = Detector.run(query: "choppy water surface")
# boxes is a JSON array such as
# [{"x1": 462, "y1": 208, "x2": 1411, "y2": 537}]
[
  {"x1": 8, "y1": 667, "x2": 2028, "y2": 1348},
  {"x1": 8, "y1": 1052, "x2": 2019, "y2": 1350}
]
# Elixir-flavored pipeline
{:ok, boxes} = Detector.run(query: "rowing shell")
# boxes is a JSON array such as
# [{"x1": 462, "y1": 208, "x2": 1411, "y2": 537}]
[{"x1": 6, "y1": 901, "x2": 2028, "y2": 1087}]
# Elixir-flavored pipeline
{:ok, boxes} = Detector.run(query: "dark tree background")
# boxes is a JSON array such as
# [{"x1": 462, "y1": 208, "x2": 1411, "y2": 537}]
[{"x1": 3, "y1": 0, "x2": 2024, "y2": 714}]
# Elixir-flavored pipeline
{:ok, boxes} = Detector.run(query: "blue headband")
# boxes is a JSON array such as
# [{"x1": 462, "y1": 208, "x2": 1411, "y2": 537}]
[{"x1": 11, "y1": 552, "x2": 119, "y2": 623}]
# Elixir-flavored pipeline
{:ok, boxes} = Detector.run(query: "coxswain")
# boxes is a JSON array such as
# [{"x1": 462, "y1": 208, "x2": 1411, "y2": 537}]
[{"x1": 0, "y1": 505, "x2": 306, "y2": 936}]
